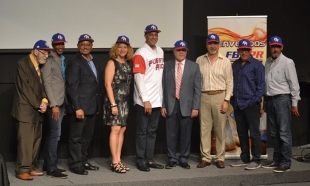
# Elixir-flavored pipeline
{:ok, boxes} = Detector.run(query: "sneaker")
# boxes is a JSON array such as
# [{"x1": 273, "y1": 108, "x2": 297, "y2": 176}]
[
  {"x1": 230, "y1": 160, "x2": 248, "y2": 167},
  {"x1": 273, "y1": 165, "x2": 290, "y2": 173},
  {"x1": 47, "y1": 169, "x2": 68, "y2": 179},
  {"x1": 262, "y1": 161, "x2": 279, "y2": 169},
  {"x1": 43, "y1": 167, "x2": 66, "y2": 173},
  {"x1": 245, "y1": 162, "x2": 261, "y2": 170}
]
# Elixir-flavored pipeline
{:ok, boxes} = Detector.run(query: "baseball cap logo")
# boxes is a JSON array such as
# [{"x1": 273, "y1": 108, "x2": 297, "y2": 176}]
[
  {"x1": 274, "y1": 37, "x2": 279, "y2": 42},
  {"x1": 84, "y1": 35, "x2": 90, "y2": 39},
  {"x1": 151, "y1": 25, "x2": 157, "y2": 30},
  {"x1": 210, "y1": 35, "x2": 215, "y2": 39},
  {"x1": 121, "y1": 36, "x2": 127, "y2": 41},
  {"x1": 180, "y1": 42, "x2": 185, "y2": 46},
  {"x1": 58, "y1": 35, "x2": 63, "y2": 39},
  {"x1": 242, "y1": 41, "x2": 248, "y2": 45},
  {"x1": 45, "y1": 42, "x2": 49, "y2": 47}
]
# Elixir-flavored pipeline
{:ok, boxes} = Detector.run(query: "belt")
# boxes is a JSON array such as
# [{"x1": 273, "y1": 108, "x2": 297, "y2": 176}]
[
  {"x1": 202, "y1": 90, "x2": 224, "y2": 95},
  {"x1": 265, "y1": 94, "x2": 290, "y2": 100}
]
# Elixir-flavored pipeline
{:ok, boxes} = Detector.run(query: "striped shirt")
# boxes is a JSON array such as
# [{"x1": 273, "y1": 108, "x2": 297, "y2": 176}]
[{"x1": 196, "y1": 53, "x2": 233, "y2": 101}]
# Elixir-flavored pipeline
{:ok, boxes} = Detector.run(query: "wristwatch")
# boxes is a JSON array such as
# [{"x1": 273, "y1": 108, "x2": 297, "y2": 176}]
[
  {"x1": 224, "y1": 99, "x2": 230, "y2": 103},
  {"x1": 111, "y1": 103, "x2": 117, "y2": 107}
]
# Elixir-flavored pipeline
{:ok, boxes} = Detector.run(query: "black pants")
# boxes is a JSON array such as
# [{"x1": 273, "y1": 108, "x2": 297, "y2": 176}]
[
  {"x1": 234, "y1": 104, "x2": 261, "y2": 163},
  {"x1": 68, "y1": 114, "x2": 96, "y2": 168}
]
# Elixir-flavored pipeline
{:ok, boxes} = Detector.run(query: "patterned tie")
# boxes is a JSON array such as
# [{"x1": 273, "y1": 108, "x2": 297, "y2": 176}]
[
  {"x1": 176, "y1": 62, "x2": 183, "y2": 99},
  {"x1": 36, "y1": 67, "x2": 42, "y2": 83}
]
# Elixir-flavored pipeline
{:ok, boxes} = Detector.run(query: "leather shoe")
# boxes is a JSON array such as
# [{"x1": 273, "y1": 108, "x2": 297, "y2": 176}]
[
  {"x1": 83, "y1": 163, "x2": 99, "y2": 171},
  {"x1": 16, "y1": 172, "x2": 33, "y2": 180},
  {"x1": 30, "y1": 170, "x2": 44, "y2": 176},
  {"x1": 70, "y1": 166, "x2": 88, "y2": 175},
  {"x1": 216, "y1": 160, "x2": 225, "y2": 168},
  {"x1": 197, "y1": 160, "x2": 211, "y2": 168},
  {"x1": 148, "y1": 162, "x2": 164, "y2": 169},
  {"x1": 137, "y1": 163, "x2": 150, "y2": 172},
  {"x1": 165, "y1": 162, "x2": 177, "y2": 169},
  {"x1": 179, "y1": 162, "x2": 190, "y2": 169}
]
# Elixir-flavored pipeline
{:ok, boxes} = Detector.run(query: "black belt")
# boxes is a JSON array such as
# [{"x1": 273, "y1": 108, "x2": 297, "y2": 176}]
[{"x1": 265, "y1": 94, "x2": 290, "y2": 100}]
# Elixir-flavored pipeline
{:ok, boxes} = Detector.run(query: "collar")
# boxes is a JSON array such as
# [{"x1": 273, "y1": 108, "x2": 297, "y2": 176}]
[
  {"x1": 50, "y1": 51, "x2": 65, "y2": 61},
  {"x1": 81, "y1": 53, "x2": 93, "y2": 61},
  {"x1": 29, "y1": 53, "x2": 39, "y2": 68}
]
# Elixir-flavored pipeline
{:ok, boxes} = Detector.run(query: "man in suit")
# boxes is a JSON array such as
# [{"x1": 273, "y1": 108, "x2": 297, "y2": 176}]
[
  {"x1": 11, "y1": 40, "x2": 52, "y2": 180},
  {"x1": 161, "y1": 40, "x2": 201, "y2": 169},
  {"x1": 66, "y1": 34, "x2": 102, "y2": 175},
  {"x1": 41, "y1": 33, "x2": 68, "y2": 178}
]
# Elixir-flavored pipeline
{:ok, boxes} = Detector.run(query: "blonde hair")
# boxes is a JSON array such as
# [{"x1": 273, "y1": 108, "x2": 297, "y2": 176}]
[{"x1": 109, "y1": 43, "x2": 134, "y2": 60}]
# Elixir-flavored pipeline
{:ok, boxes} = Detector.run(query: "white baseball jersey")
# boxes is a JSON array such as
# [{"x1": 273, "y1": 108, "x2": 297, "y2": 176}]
[{"x1": 132, "y1": 43, "x2": 164, "y2": 107}]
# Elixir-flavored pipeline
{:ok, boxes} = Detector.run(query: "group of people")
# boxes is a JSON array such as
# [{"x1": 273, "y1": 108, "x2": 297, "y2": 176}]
[{"x1": 11, "y1": 23, "x2": 300, "y2": 181}]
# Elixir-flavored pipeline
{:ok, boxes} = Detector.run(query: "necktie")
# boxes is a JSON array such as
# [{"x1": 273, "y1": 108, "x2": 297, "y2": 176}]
[
  {"x1": 36, "y1": 67, "x2": 42, "y2": 83},
  {"x1": 61, "y1": 55, "x2": 66, "y2": 80},
  {"x1": 88, "y1": 61, "x2": 97, "y2": 78},
  {"x1": 176, "y1": 62, "x2": 183, "y2": 99}
]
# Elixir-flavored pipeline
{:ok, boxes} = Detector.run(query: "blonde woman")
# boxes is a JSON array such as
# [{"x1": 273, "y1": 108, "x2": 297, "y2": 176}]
[{"x1": 104, "y1": 35, "x2": 133, "y2": 173}]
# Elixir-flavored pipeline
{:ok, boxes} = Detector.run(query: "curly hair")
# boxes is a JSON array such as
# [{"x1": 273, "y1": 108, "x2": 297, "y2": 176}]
[{"x1": 109, "y1": 43, "x2": 134, "y2": 60}]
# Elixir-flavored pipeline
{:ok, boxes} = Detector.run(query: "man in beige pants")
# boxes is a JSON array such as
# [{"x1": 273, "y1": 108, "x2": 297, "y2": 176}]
[{"x1": 196, "y1": 33, "x2": 233, "y2": 169}]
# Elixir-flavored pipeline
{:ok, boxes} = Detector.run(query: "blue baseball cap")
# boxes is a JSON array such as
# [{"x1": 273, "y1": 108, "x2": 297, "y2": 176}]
[
  {"x1": 33, "y1": 40, "x2": 52, "y2": 50},
  {"x1": 144, "y1": 24, "x2": 161, "y2": 34},
  {"x1": 78, "y1": 34, "x2": 94, "y2": 43},
  {"x1": 206, "y1": 33, "x2": 220, "y2": 43},
  {"x1": 238, "y1": 39, "x2": 252, "y2": 49},
  {"x1": 51, "y1": 33, "x2": 66, "y2": 43},
  {"x1": 269, "y1": 36, "x2": 283, "y2": 46},
  {"x1": 116, "y1": 35, "x2": 130, "y2": 45},
  {"x1": 174, "y1": 40, "x2": 189, "y2": 50}
]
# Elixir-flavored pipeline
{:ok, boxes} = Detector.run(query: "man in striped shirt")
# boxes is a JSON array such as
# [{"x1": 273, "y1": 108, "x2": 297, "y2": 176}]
[{"x1": 196, "y1": 33, "x2": 233, "y2": 169}]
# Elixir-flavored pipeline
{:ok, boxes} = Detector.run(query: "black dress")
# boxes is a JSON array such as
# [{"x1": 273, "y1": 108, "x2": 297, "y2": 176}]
[{"x1": 103, "y1": 59, "x2": 132, "y2": 126}]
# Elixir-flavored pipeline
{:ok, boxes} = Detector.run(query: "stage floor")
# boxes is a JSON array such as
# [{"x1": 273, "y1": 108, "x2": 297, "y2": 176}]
[{"x1": 5, "y1": 147, "x2": 310, "y2": 186}]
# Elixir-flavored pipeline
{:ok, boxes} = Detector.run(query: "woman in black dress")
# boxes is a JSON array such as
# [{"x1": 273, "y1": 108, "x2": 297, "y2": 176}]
[{"x1": 104, "y1": 35, "x2": 133, "y2": 173}]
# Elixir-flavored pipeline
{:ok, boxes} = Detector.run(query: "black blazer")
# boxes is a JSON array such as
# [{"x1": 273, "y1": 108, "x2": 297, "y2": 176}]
[{"x1": 66, "y1": 53, "x2": 102, "y2": 115}]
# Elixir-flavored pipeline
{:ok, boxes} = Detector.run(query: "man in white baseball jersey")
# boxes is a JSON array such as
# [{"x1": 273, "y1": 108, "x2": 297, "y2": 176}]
[{"x1": 132, "y1": 24, "x2": 164, "y2": 172}]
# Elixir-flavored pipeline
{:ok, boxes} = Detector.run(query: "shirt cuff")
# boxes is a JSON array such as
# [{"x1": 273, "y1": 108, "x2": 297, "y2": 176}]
[
  {"x1": 141, "y1": 96, "x2": 149, "y2": 103},
  {"x1": 292, "y1": 100, "x2": 298, "y2": 107}
]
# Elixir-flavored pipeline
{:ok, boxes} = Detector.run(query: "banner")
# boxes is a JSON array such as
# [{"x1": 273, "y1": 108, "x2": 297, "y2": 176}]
[{"x1": 207, "y1": 16, "x2": 267, "y2": 159}]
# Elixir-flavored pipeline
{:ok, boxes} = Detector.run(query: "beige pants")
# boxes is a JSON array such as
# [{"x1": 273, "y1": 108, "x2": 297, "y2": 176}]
[{"x1": 199, "y1": 91, "x2": 226, "y2": 162}]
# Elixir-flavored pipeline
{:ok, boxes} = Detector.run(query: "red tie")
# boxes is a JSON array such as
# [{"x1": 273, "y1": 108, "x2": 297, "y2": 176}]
[{"x1": 176, "y1": 62, "x2": 183, "y2": 99}]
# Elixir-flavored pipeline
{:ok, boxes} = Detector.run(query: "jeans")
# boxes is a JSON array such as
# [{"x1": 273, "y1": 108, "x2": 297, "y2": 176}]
[
  {"x1": 135, "y1": 105, "x2": 160, "y2": 164},
  {"x1": 43, "y1": 104, "x2": 65, "y2": 171},
  {"x1": 234, "y1": 104, "x2": 261, "y2": 163},
  {"x1": 266, "y1": 94, "x2": 292, "y2": 167}
]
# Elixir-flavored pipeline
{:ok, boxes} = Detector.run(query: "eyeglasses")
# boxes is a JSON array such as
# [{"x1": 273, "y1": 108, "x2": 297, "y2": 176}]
[
  {"x1": 238, "y1": 50, "x2": 251, "y2": 54},
  {"x1": 37, "y1": 49, "x2": 49, "y2": 56}
]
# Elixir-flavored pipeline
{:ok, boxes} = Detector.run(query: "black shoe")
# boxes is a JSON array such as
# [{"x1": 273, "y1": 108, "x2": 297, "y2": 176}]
[
  {"x1": 83, "y1": 163, "x2": 99, "y2": 171},
  {"x1": 148, "y1": 162, "x2": 164, "y2": 169},
  {"x1": 165, "y1": 162, "x2": 177, "y2": 169},
  {"x1": 70, "y1": 166, "x2": 88, "y2": 175},
  {"x1": 262, "y1": 161, "x2": 279, "y2": 169},
  {"x1": 47, "y1": 169, "x2": 68, "y2": 179},
  {"x1": 273, "y1": 164, "x2": 290, "y2": 173},
  {"x1": 43, "y1": 167, "x2": 66, "y2": 173},
  {"x1": 179, "y1": 162, "x2": 190, "y2": 169},
  {"x1": 137, "y1": 163, "x2": 150, "y2": 172}
]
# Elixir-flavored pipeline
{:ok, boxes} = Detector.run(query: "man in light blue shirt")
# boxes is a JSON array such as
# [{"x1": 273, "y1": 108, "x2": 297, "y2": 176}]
[{"x1": 262, "y1": 36, "x2": 300, "y2": 173}]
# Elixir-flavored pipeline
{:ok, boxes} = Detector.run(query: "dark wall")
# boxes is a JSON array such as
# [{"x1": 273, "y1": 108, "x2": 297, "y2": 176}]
[{"x1": 1, "y1": 0, "x2": 310, "y2": 161}]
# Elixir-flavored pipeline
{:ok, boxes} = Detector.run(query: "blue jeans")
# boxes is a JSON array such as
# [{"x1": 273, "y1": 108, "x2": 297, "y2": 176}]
[
  {"x1": 266, "y1": 94, "x2": 292, "y2": 167},
  {"x1": 135, "y1": 105, "x2": 160, "y2": 164},
  {"x1": 43, "y1": 104, "x2": 65, "y2": 171}
]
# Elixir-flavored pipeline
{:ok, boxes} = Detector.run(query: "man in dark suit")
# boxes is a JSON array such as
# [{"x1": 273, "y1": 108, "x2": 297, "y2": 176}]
[
  {"x1": 11, "y1": 40, "x2": 52, "y2": 180},
  {"x1": 161, "y1": 40, "x2": 201, "y2": 169},
  {"x1": 66, "y1": 34, "x2": 102, "y2": 175}
]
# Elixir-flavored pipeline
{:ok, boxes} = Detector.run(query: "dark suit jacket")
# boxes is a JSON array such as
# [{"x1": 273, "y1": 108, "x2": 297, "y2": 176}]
[
  {"x1": 11, "y1": 55, "x2": 47, "y2": 123},
  {"x1": 66, "y1": 53, "x2": 102, "y2": 115},
  {"x1": 162, "y1": 59, "x2": 201, "y2": 117}
]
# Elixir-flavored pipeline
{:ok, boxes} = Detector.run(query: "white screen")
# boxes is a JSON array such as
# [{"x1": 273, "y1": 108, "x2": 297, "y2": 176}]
[{"x1": 0, "y1": 0, "x2": 183, "y2": 49}]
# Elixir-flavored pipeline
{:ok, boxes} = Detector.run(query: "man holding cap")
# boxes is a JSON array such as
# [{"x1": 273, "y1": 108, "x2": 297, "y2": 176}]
[
  {"x1": 196, "y1": 33, "x2": 233, "y2": 169},
  {"x1": 230, "y1": 39, "x2": 265, "y2": 170},
  {"x1": 262, "y1": 36, "x2": 300, "y2": 172},
  {"x1": 161, "y1": 40, "x2": 201, "y2": 169},
  {"x1": 41, "y1": 33, "x2": 68, "y2": 178},
  {"x1": 132, "y1": 24, "x2": 164, "y2": 172},
  {"x1": 66, "y1": 34, "x2": 102, "y2": 175},
  {"x1": 11, "y1": 40, "x2": 51, "y2": 180}
]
